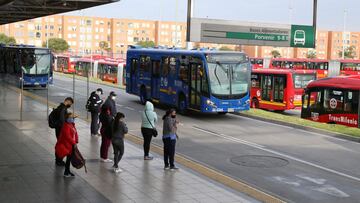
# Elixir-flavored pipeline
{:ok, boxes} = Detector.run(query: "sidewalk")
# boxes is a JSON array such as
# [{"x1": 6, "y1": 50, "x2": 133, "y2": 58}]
[{"x1": 0, "y1": 83, "x2": 258, "y2": 203}]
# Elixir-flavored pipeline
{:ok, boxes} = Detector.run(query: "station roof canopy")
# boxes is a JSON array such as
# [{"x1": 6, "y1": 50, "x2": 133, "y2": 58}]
[{"x1": 0, "y1": 0, "x2": 119, "y2": 25}]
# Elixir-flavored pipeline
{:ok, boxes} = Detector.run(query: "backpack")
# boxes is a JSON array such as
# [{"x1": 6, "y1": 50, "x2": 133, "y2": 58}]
[
  {"x1": 48, "y1": 107, "x2": 60, "y2": 129},
  {"x1": 85, "y1": 96, "x2": 94, "y2": 112},
  {"x1": 71, "y1": 146, "x2": 87, "y2": 173}
]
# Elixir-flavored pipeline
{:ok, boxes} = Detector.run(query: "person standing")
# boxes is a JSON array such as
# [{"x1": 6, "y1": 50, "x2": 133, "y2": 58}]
[
  {"x1": 112, "y1": 112, "x2": 128, "y2": 173},
  {"x1": 87, "y1": 88, "x2": 103, "y2": 136},
  {"x1": 99, "y1": 91, "x2": 117, "y2": 162},
  {"x1": 54, "y1": 97, "x2": 74, "y2": 166},
  {"x1": 162, "y1": 109, "x2": 179, "y2": 170},
  {"x1": 141, "y1": 101, "x2": 158, "y2": 160},
  {"x1": 55, "y1": 113, "x2": 79, "y2": 177}
]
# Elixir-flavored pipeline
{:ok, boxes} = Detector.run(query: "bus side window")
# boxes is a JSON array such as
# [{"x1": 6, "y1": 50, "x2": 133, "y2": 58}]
[
  {"x1": 169, "y1": 57, "x2": 176, "y2": 76},
  {"x1": 161, "y1": 57, "x2": 169, "y2": 77},
  {"x1": 251, "y1": 74, "x2": 260, "y2": 88},
  {"x1": 179, "y1": 64, "x2": 188, "y2": 83},
  {"x1": 345, "y1": 91, "x2": 359, "y2": 113},
  {"x1": 324, "y1": 89, "x2": 344, "y2": 111},
  {"x1": 200, "y1": 66, "x2": 209, "y2": 95},
  {"x1": 131, "y1": 59, "x2": 138, "y2": 73},
  {"x1": 152, "y1": 61, "x2": 161, "y2": 77},
  {"x1": 303, "y1": 94, "x2": 309, "y2": 109}
]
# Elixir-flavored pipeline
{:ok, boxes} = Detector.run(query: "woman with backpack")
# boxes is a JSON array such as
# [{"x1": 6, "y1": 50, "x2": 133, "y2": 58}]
[
  {"x1": 55, "y1": 112, "x2": 79, "y2": 177},
  {"x1": 111, "y1": 112, "x2": 128, "y2": 173},
  {"x1": 141, "y1": 101, "x2": 158, "y2": 160},
  {"x1": 162, "y1": 109, "x2": 179, "y2": 170}
]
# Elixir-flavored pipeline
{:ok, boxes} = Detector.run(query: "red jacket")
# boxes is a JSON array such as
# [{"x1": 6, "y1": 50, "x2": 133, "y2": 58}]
[{"x1": 55, "y1": 122, "x2": 79, "y2": 159}]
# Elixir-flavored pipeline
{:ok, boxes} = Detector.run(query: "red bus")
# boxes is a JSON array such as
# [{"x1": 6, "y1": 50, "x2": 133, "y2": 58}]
[
  {"x1": 250, "y1": 69, "x2": 316, "y2": 111},
  {"x1": 55, "y1": 55, "x2": 80, "y2": 74},
  {"x1": 250, "y1": 57, "x2": 264, "y2": 69},
  {"x1": 339, "y1": 59, "x2": 360, "y2": 76},
  {"x1": 301, "y1": 75, "x2": 360, "y2": 128},
  {"x1": 269, "y1": 58, "x2": 329, "y2": 78}
]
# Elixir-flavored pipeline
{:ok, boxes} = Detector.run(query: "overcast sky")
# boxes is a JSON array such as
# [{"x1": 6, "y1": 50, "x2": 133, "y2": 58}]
[{"x1": 67, "y1": 0, "x2": 360, "y2": 31}]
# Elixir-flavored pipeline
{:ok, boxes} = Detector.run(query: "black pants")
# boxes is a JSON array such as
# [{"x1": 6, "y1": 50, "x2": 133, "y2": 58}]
[
  {"x1": 141, "y1": 128, "x2": 153, "y2": 157},
  {"x1": 163, "y1": 138, "x2": 176, "y2": 167},
  {"x1": 55, "y1": 127, "x2": 63, "y2": 163},
  {"x1": 64, "y1": 154, "x2": 72, "y2": 174},
  {"x1": 112, "y1": 139, "x2": 124, "y2": 168},
  {"x1": 91, "y1": 112, "x2": 100, "y2": 134}
]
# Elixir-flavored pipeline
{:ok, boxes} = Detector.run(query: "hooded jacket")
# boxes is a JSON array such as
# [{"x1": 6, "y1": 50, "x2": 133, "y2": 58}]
[
  {"x1": 141, "y1": 101, "x2": 158, "y2": 129},
  {"x1": 55, "y1": 122, "x2": 79, "y2": 159}
]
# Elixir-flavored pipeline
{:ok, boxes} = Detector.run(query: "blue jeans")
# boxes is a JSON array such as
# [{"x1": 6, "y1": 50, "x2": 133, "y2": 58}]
[{"x1": 163, "y1": 137, "x2": 176, "y2": 167}]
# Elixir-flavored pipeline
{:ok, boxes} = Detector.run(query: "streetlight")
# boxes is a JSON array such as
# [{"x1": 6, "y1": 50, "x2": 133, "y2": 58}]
[{"x1": 342, "y1": 9, "x2": 347, "y2": 59}]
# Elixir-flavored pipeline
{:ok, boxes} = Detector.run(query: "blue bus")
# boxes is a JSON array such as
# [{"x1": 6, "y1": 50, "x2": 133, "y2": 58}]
[
  {"x1": 126, "y1": 48, "x2": 251, "y2": 114},
  {"x1": 0, "y1": 45, "x2": 53, "y2": 87}
]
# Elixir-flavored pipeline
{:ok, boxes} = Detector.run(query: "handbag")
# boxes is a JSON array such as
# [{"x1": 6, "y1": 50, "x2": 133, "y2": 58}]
[
  {"x1": 145, "y1": 111, "x2": 158, "y2": 137},
  {"x1": 71, "y1": 146, "x2": 87, "y2": 173}
]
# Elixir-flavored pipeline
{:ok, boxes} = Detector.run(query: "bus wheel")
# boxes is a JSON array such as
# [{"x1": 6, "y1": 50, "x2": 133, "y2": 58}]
[
  {"x1": 218, "y1": 112, "x2": 227, "y2": 115},
  {"x1": 251, "y1": 98, "x2": 259, "y2": 108},
  {"x1": 178, "y1": 95, "x2": 187, "y2": 115},
  {"x1": 140, "y1": 86, "x2": 147, "y2": 105}
]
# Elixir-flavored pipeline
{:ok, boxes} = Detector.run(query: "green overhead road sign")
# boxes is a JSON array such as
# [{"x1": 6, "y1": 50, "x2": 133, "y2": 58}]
[
  {"x1": 190, "y1": 18, "x2": 316, "y2": 48},
  {"x1": 290, "y1": 25, "x2": 315, "y2": 48}
]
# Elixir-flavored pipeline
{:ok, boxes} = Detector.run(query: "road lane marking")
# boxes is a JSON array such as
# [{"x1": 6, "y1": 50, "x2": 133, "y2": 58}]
[
  {"x1": 296, "y1": 174, "x2": 326, "y2": 185},
  {"x1": 191, "y1": 126, "x2": 360, "y2": 183},
  {"x1": 312, "y1": 185, "x2": 350, "y2": 198},
  {"x1": 125, "y1": 106, "x2": 135, "y2": 111}
]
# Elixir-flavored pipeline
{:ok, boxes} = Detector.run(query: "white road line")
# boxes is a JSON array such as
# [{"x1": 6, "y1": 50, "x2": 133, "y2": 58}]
[
  {"x1": 191, "y1": 126, "x2": 360, "y2": 183},
  {"x1": 52, "y1": 85, "x2": 88, "y2": 97},
  {"x1": 125, "y1": 106, "x2": 135, "y2": 111},
  {"x1": 297, "y1": 129, "x2": 360, "y2": 145},
  {"x1": 116, "y1": 104, "x2": 124, "y2": 107}
]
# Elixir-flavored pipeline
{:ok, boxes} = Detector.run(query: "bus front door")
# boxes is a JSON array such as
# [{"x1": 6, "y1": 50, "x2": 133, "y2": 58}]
[
  {"x1": 189, "y1": 63, "x2": 202, "y2": 110},
  {"x1": 151, "y1": 61, "x2": 161, "y2": 100},
  {"x1": 261, "y1": 75, "x2": 272, "y2": 101},
  {"x1": 130, "y1": 59, "x2": 138, "y2": 93}
]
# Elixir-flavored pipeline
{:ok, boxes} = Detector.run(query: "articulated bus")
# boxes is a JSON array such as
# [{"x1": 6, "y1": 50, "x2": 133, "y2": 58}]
[
  {"x1": 339, "y1": 59, "x2": 360, "y2": 76},
  {"x1": 269, "y1": 58, "x2": 329, "y2": 78},
  {"x1": 250, "y1": 69, "x2": 316, "y2": 111},
  {"x1": 55, "y1": 55, "x2": 80, "y2": 73},
  {"x1": 126, "y1": 48, "x2": 252, "y2": 114},
  {"x1": 250, "y1": 57, "x2": 264, "y2": 69},
  {"x1": 75, "y1": 58, "x2": 126, "y2": 86},
  {"x1": 301, "y1": 75, "x2": 360, "y2": 128},
  {"x1": 0, "y1": 44, "x2": 53, "y2": 87}
]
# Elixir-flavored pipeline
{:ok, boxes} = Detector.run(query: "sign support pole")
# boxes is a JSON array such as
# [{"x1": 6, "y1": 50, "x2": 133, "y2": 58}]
[
  {"x1": 313, "y1": 0, "x2": 317, "y2": 48},
  {"x1": 186, "y1": 0, "x2": 193, "y2": 49}
]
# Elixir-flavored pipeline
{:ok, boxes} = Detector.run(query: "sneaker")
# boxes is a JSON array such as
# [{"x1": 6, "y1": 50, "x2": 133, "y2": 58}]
[
  {"x1": 164, "y1": 166, "x2": 170, "y2": 170},
  {"x1": 64, "y1": 172, "x2": 75, "y2": 178},
  {"x1": 144, "y1": 156, "x2": 154, "y2": 160},
  {"x1": 101, "y1": 158, "x2": 113, "y2": 163},
  {"x1": 170, "y1": 166, "x2": 179, "y2": 171},
  {"x1": 114, "y1": 168, "x2": 123, "y2": 173},
  {"x1": 56, "y1": 160, "x2": 66, "y2": 167}
]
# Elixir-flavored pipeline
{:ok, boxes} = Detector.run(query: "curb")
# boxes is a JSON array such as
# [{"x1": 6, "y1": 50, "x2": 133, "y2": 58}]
[
  {"x1": 237, "y1": 113, "x2": 360, "y2": 143},
  {"x1": 7, "y1": 84, "x2": 286, "y2": 203}
]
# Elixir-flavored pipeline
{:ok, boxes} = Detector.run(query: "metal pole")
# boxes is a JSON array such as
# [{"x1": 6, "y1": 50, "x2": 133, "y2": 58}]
[
  {"x1": 87, "y1": 53, "x2": 90, "y2": 120},
  {"x1": 186, "y1": 0, "x2": 193, "y2": 49},
  {"x1": 313, "y1": 0, "x2": 318, "y2": 48},
  {"x1": 20, "y1": 67, "x2": 23, "y2": 121},
  {"x1": 73, "y1": 71, "x2": 75, "y2": 115},
  {"x1": 342, "y1": 9, "x2": 347, "y2": 59},
  {"x1": 47, "y1": 54, "x2": 50, "y2": 119}
]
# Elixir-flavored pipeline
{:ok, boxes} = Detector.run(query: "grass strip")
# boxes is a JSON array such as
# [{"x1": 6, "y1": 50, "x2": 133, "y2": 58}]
[{"x1": 242, "y1": 109, "x2": 360, "y2": 138}]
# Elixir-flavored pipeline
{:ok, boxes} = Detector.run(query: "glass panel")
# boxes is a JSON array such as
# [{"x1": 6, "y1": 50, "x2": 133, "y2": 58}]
[{"x1": 293, "y1": 74, "x2": 316, "y2": 89}]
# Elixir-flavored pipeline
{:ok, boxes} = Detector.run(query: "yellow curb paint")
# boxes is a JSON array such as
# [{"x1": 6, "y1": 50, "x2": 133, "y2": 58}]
[{"x1": 8, "y1": 84, "x2": 285, "y2": 203}]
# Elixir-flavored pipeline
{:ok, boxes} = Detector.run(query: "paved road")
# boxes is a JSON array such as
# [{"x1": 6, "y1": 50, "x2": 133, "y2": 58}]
[{"x1": 29, "y1": 75, "x2": 360, "y2": 203}]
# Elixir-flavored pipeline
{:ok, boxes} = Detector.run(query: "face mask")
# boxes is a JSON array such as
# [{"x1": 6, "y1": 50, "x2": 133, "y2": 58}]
[
  {"x1": 112, "y1": 96, "x2": 116, "y2": 100},
  {"x1": 171, "y1": 115, "x2": 176, "y2": 118},
  {"x1": 66, "y1": 104, "x2": 72, "y2": 108},
  {"x1": 66, "y1": 118, "x2": 74, "y2": 123}
]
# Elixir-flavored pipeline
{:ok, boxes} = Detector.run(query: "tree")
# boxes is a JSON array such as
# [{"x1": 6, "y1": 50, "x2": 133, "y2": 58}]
[
  {"x1": 219, "y1": 46, "x2": 233, "y2": 51},
  {"x1": 0, "y1": 33, "x2": 16, "y2": 45},
  {"x1": 136, "y1": 41, "x2": 155, "y2": 48},
  {"x1": 271, "y1": 50, "x2": 281, "y2": 58},
  {"x1": 99, "y1": 41, "x2": 111, "y2": 55},
  {"x1": 338, "y1": 45, "x2": 357, "y2": 59},
  {"x1": 306, "y1": 49, "x2": 317, "y2": 59},
  {"x1": 43, "y1": 38, "x2": 69, "y2": 53}
]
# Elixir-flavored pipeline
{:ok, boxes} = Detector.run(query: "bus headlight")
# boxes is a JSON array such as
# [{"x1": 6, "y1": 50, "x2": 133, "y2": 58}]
[
  {"x1": 206, "y1": 99, "x2": 217, "y2": 108},
  {"x1": 245, "y1": 99, "x2": 250, "y2": 105}
]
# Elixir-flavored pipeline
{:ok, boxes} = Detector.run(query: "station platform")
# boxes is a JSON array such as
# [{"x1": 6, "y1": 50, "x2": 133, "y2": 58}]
[{"x1": 0, "y1": 83, "x2": 258, "y2": 203}]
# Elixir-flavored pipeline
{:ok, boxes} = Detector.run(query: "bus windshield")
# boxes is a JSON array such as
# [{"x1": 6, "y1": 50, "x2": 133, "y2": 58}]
[
  {"x1": 207, "y1": 54, "x2": 250, "y2": 96},
  {"x1": 293, "y1": 74, "x2": 315, "y2": 89},
  {"x1": 22, "y1": 49, "x2": 51, "y2": 75}
]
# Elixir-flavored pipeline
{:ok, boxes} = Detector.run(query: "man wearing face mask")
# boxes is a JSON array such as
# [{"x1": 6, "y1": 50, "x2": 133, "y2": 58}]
[
  {"x1": 54, "y1": 97, "x2": 74, "y2": 166},
  {"x1": 87, "y1": 88, "x2": 103, "y2": 136},
  {"x1": 99, "y1": 91, "x2": 117, "y2": 162}
]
